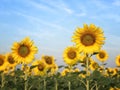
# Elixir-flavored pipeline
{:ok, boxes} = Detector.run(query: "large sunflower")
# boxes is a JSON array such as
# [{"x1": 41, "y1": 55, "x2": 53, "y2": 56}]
[
  {"x1": 32, "y1": 60, "x2": 47, "y2": 76},
  {"x1": 115, "y1": 55, "x2": 120, "y2": 66},
  {"x1": 11, "y1": 37, "x2": 38, "y2": 64},
  {"x1": 63, "y1": 46, "x2": 80, "y2": 66},
  {"x1": 41, "y1": 55, "x2": 55, "y2": 68},
  {"x1": 0, "y1": 54, "x2": 7, "y2": 71},
  {"x1": 96, "y1": 50, "x2": 108, "y2": 62},
  {"x1": 5, "y1": 53, "x2": 18, "y2": 71},
  {"x1": 72, "y1": 24, "x2": 105, "y2": 54}
]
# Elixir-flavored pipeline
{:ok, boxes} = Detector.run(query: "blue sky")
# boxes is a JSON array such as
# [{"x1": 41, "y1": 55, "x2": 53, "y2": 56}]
[{"x1": 0, "y1": 0, "x2": 120, "y2": 67}]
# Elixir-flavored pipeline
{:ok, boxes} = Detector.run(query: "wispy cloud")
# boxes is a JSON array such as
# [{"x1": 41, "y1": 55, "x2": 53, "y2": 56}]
[
  {"x1": 13, "y1": 11, "x2": 70, "y2": 33},
  {"x1": 27, "y1": 0, "x2": 55, "y2": 13},
  {"x1": 38, "y1": 0, "x2": 74, "y2": 14},
  {"x1": 62, "y1": 7, "x2": 73, "y2": 14}
]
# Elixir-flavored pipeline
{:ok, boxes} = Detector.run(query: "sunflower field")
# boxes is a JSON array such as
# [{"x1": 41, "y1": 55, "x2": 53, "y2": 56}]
[{"x1": 0, "y1": 24, "x2": 120, "y2": 90}]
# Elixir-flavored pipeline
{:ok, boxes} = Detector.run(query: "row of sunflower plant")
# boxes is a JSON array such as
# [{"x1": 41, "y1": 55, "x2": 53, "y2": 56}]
[{"x1": 0, "y1": 24, "x2": 120, "y2": 90}]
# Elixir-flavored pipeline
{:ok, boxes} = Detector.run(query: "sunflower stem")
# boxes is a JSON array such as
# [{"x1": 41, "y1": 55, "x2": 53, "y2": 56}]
[
  {"x1": 86, "y1": 54, "x2": 89, "y2": 90},
  {"x1": 23, "y1": 64, "x2": 28, "y2": 90},
  {"x1": 101, "y1": 62, "x2": 105, "y2": 75},
  {"x1": 55, "y1": 78, "x2": 58, "y2": 90},
  {"x1": 1, "y1": 72, "x2": 5, "y2": 88},
  {"x1": 68, "y1": 81, "x2": 71, "y2": 90},
  {"x1": 95, "y1": 81, "x2": 98, "y2": 90},
  {"x1": 44, "y1": 78, "x2": 46, "y2": 90}
]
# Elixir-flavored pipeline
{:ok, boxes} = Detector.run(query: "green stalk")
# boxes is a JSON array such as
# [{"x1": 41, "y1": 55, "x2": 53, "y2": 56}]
[
  {"x1": 44, "y1": 78, "x2": 46, "y2": 90},
  {"x1": 55, "y1": 78, "x2": 58, "y2": 90},
  {"x1": 23, "y1": 64, "x2": 28, "y2": 90},
  {"x1": 24, "y1": 72, "x2": 28, "y2": 90},
  {"x1": 95, "y1": 82, "x2": 98, "y2": 90},
  {"x1": 86, "y1": 54, "x2": 89, "y2": 90},
  {"x1": 68, "y1": 81, "x2": 71, "y2": 90},
  {"x1": 101, "y1": 62, "x2": 105, "y2": 75},
  {"x1": 1, "y1": 72, "x2": 5, "y2": 88}
]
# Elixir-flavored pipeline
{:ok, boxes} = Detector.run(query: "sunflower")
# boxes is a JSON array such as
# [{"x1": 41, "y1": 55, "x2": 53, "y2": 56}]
[
  {"x1": 21, "y1": 65, "x2": 31, "y2": 75},
  {"x1": 0, "y1": 54, "x2": 7, "y2": 71},
  {"x1": 106, "y1": 68, "x2": 117, "y2": 77},
  {"x1": 72, "y1": 24, "x2": 105, "y2": 54},
  {"x1": 109, "y1": 87, "x2": 120, "y2": 90},
  {"x1": 61, "y1": 68, "x2": 70, "y2": 76},
  {"x1": 89, "y1": 61, "x2": 99, "y2": 71},
  {"x1": 98, "y1": 66, "x2": 104, "y2": 73},
  {"x1": 96, "y1": 50, "x2": 108, "y2": 62},
  {"x1": 32, "y1": 60, "x2": 47, "y2": 76},
  {"x1": 5, "y1": 53, "x2": 18, "y2": 71},
  {"x1": 50, "y1": 63, "x2": 58, "y2": 75},
  {"x1": 63, "y1": 46, "x2": 80, "y2": 66},
  {"x1": 72, "y1": 68, "x2": 80, "y2": 72},
  {"x1": 115, "y1": 55, "x2": 120, "y2": 66},
  {"x1": 11, "y1": 37, "x2": 38, "y2": 64},
  {"x1": 41, "y1": 55, "x2": 55, "y2": 68}
]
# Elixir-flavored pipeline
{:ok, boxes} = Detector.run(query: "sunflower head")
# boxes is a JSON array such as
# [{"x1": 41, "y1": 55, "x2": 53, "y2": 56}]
[
  {"x1": 109, "y1": 87, "x2": 120, "y2": 90},
  {"x1": 72, "y1": 68, "x2": 80, "y2": 72},
  {"x1": 72, "y1": 24, "x2": 105, "y2": 54},
  {"x1": 106, "y1": 68, "x2": 117, "y2": 77},
  {"x1": 63, "y1": 46, "x2": 80, "y2": 66},
  {"x1": 32, "y1": 60, "x2": 47, "y2": 76},
  {"x1": 50, "y1": 64, "x2": 58, "y2": 74},
  {"x1": 0, "y1": 54, "x2": 7, "y2": 71},
  {"x1": 115, "y1": 55, "x2": 120, "y2": 67},
  {"x1": 42, "y1": 55, "x2": 55, "y2": 67},
  {"x1": 90, "y1": 61, "x2": 99, "y2": 71},
  {"x1": 61, "y1": 68, "x2": 70, "y2": 76},
  {"x1": 38, "y1": 63, "x2": 45, "y2": 71},
  {"x1": 0, "y1": 56, "x2": 4, "y2": 66},
  {"x1": 96, "y1": 50, "x2": 108, "y2": 62},
  {"x1": 6, "y1": 53, "x2": 18, "y2": 69},
  {"x1": 11, "y1": 37, "x2": 38, "y2": 64},
  {"x1": 18, "y1": 44, "x2": 30, "y2": 57}
]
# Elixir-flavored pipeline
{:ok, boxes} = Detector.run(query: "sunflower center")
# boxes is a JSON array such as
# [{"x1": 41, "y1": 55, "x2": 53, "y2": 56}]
[
  {"x1": 44, "y1": 56, "x2": 52, "y2": 64},
  {"x1": 18, "y1": 45, "x2": 30, "y2": 57},
  {"x1": 119, "y1": 59, "x2": 120, "y2": 63},
  {"x1": 99, "y1": 52, "x2": 105, "y2": 58},
  {"x1": 67, "y1": 51, "x2": 76, "y2": 59},
  {"x1": 0, "y1": 58, "x2": 4, "y2": 66},
  {"x1": 81, "y1": 34, "x2": 95, "y2": 46},
  {"x1": 38, "y1": 64, "x2": 44, "y2": 71},
  {"x1": 8, "y1": 56, "x2": 15, "y2": 64},
  {"x1": 92, "y1": 63, "x2": 98, "y2": 68}
]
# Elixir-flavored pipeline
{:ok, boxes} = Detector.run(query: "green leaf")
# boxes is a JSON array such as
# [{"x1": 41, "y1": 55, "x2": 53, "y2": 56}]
[
  {"x1": 30, "y1": 65, "x2": 38, "y2": 69},
  {"x1": 58, "y1": 65, "x2": 64, "y2": 68}
]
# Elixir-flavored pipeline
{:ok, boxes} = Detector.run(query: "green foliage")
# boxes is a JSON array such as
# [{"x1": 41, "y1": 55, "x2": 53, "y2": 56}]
[{"x1": 0, "y1": 68, "x2": 120, "y2": 90}]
